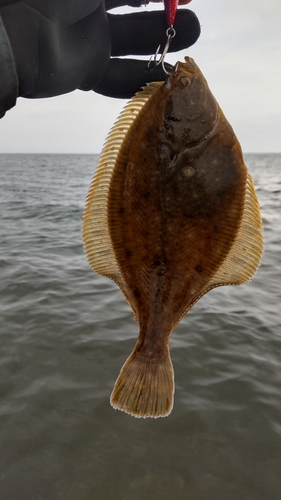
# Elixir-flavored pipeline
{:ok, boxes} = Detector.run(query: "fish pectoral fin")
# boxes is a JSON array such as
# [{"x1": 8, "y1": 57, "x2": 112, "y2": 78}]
[
  {"x1": 110, "y1": 346, "x2": 174, "y2": 419},
  {"x1": 208, "y1": 172, "x2": 264, "y2": 288}
]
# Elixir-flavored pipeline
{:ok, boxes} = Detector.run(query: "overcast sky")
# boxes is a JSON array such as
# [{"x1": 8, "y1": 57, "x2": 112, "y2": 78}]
[{"x1": 0, "y1": 0, "x2": 280, "y2": 154}]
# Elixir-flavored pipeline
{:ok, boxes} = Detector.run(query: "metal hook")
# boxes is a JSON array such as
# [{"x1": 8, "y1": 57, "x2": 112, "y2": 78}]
[{"x1": 148, "y1": 26, "x2": 176, "y2": 74}]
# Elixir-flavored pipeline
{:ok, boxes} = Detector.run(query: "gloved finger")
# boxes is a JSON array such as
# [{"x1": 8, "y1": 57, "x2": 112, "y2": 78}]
[
  {"x1": 105, "y1": 0, "x2": 192, "y2": 10},
  {"x1": 94, "y1": 58, "x2": 171, "y2": 99},
  {"x1": 151, "y1": 0, "x2": 192, "y2": 3},
  {"x1": 108, "y1": 9, "x2": 200, "y2": 57},
  {"x1": 105, "y1": 0, "x2": 146, "y2": 10}
]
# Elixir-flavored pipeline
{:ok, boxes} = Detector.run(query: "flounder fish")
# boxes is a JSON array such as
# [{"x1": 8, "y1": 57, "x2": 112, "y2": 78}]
[{"x1": 83, "y1": 57, "x2": 263, "y2": 419}]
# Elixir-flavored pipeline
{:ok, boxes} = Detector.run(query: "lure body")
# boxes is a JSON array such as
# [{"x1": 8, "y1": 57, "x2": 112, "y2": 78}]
[
  {"x1": 163, "y1": 0, "x2": 192, "y2": 26},
  {"x1": 164, "y1": 0, "x2": 179, "y2": 26},
  {"x1": 83, "y1": 57, "x2": 263, "y2": 419}
]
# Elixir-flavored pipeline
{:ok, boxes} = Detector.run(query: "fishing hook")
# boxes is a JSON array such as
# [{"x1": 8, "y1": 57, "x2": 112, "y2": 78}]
[{"x1": 148, "y1": 26, "x2": 176, "y2": 74}]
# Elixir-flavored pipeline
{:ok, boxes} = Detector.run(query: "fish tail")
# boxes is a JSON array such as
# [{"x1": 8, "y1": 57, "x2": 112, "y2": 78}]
[{"x1": 110, "y1": 346, "x2": 174, "y2": 418}]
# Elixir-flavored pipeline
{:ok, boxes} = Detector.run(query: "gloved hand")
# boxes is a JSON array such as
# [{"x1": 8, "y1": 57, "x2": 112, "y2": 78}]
[{"x1": 0, "y1": 0, "x2": 200, "y2": 104}]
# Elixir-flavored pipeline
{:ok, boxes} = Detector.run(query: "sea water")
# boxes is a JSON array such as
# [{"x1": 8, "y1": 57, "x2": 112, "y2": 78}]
[{"x1": 0, "y1": 153, "x2": 280, "y2": 500}]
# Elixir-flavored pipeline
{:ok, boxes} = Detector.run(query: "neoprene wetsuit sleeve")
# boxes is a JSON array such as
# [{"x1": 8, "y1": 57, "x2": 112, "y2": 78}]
[
  {"x1": 0, "y1": 0, "x2": 26, "y2": 5},
  {"x1": 0, "y1": 13, "x2": 18, "y2": 118}
]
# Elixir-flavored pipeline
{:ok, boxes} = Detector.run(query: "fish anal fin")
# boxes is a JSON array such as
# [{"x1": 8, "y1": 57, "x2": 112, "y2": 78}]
[
  {"x1": 110, "y1": 345, "x2": 174, "y2": 419},
  {"x1": 208, "y1": 172, "x2": 264, "y2": 288},
  {"x1": 171, "y1": 172, "x2": 263, "y2": 331}
]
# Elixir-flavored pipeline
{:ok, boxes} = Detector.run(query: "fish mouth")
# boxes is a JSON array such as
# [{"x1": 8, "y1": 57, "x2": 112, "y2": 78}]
[
  {"x1": 166, "y1": 56, "x2": 196, "y2": 80},
  {"x1": 182, "y1": 56, "x2": 197, "y2": 74},
  {"x1": 164, "y1": 57, "x2": 197, "y2": 90}
]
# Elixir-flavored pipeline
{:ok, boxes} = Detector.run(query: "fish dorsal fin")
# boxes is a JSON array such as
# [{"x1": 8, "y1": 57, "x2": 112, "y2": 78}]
[
  {"x1": 82, "y1": 82, "x2": 163, "y2": 309},
  {"x1": 207, "y1": 172, "x2": 264, "y2": 288}
]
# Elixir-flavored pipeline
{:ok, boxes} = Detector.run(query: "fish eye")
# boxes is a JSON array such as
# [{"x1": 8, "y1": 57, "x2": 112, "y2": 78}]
[{"x1": 180, "y1": 76, "x2": 191, "y2": 87}]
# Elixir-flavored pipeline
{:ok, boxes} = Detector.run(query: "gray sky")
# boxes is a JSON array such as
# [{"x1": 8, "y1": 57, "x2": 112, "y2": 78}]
[{"x1": 0, "y1": 0, "x2": 280, "y2": 154}]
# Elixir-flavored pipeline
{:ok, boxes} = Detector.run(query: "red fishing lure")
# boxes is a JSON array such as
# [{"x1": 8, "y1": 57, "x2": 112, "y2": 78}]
[
  {"x1": 164, "y1": 0, "x2": 192, "y2": 26},
  {"x1": 164, "y1": 0, "x2": 178, "y2": 25}
]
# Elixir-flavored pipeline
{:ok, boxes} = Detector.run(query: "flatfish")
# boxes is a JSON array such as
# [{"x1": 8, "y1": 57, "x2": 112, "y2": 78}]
[{"x1": 83, "y1": 57, "x2": 263, "y2": 418}]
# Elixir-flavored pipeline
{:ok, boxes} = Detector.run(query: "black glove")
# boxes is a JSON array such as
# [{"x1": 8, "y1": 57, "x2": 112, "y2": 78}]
[{"x1": 0, "y1": 0, "x2": 200, "y2": 112}]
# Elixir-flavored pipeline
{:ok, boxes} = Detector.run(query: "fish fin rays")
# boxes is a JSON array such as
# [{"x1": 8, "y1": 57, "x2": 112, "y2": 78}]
[
  {"x1": 110, "y1": 346, "x2": 174, "y2": 418},
  {"x1": 82, "y1": 82, "x2": 162, "y2": 301},
  {"x1": 171, "y1": 171, "x2": 263, "y2": 331},
  {"x1": 208, "y1": 172, "x2": 264, "y2": 288}
]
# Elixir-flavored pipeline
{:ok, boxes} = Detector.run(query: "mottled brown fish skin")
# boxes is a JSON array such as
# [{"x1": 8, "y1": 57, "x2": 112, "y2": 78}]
[
  {"x1": 108, "y1": 59, "x2": 247, "y2": 417},
  {"x1": 84, "y1": 57, "x2": 263, "y2": 418}
]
